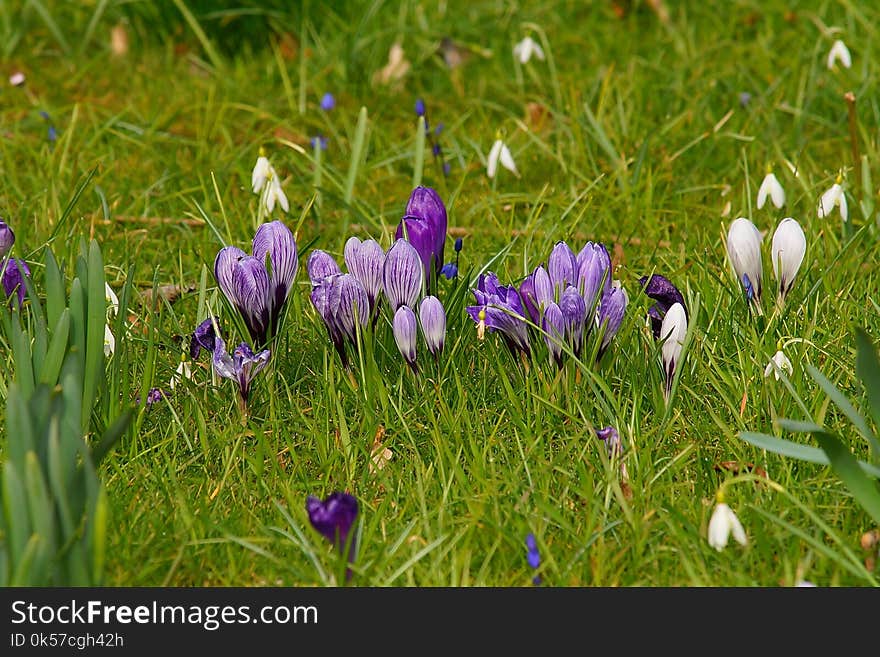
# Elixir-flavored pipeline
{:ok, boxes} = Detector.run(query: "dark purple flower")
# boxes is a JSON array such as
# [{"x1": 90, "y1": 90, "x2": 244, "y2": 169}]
[
  {"x1": 190, "y1": 317, "x2": 221, "y2": 360},
  {"x1": 597, "y1": 286, "x2": 628, "y2": 358},
  {"x1": 638, "y1": 274, "x2": 686, "y2": 340},
  {"x1": 306, "y1": 491, "x2": 359, "y2": 564},
  {"x1": 211, "y1": 337, "x2": 271, "y2": 404},
  {"x1": 136, "y1": 387, "x2": 166, "y2": 408},
  {"x1": 310, "y1": 274, "x2": 371, "y2": 368},
  {"x1": 213, "y1": 220, "x2": 298, "y2": 346},
  {"x1": 320, "y1": 92, "x2": 335, "y2": 111},
  {"x1": 739, "y1": 92, "x2": 752, "y2": 108},
  {"x1": 596, "y1": 425, "x2": 622, "y2": 459},
  {"x1": 525, "y1": 533, "x2": 541, "y2": 585},
  {"x1": 0, "y1": 221, "x2": 14, "y2": 258},
  {"x1": 432, "y1": 142, "x2": 442, "y2": 157},
  {"x1": 383, "y1": 239, "x2": 423, "y2": 310},
  {"x1": 47, "y1": 125, "x2": 57, "y2": 143},
  {"x1": 307, "y1": 249, "x2": 342, "y2": 285},
  {"x1": 419, "y1": 295, "x2": 446, "y2": 357},
  {"x1": 415, "y1": 98, "x2": 426, "y2": 117},
  {"x1": 518, "y1": 272, "x2": 540, "y2": 324},
  {"x1": 344, "y1": 237, "x2": 386, "y2": 315},
  {"x1": 442, "y1": 161, "x2": 451, "y2": 176},
  {"x1": 542, "y1": 302, "x2": 565, "y2": 368},
  {"x1": 2, "y1": 258, "x2": 31, "y2": 308},
  {"x1": 396, "y1": 186, "x2": 448, "y2": 283},
  {"x1": 393, "y1": 305, "x2": 418, "y2": 371}
]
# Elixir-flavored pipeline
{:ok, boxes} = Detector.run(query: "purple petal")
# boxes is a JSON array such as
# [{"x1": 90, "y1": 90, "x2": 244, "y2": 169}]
[
  {"x1": 232, "y1": 256, "x2": 271, "y2": 345},
  {"x1": 597, "y1": 286, "x2": 628, "y2": 355},
  {"x1": 405, "y1": 186, "x2": 447, "y2": 261},
  {"x1": 638, "y1": 274, "x2": 686, "y2": 339},
  {"x1": 0, "y1": 221, "x2": 14, "y2": 258},
  {"x1": 559, "y1": 285, "x2": 587, "y2": 355},
  {"x1": 393, "y1": 304, "x2": 418, "y2": 368},
  {"x1": 252, "y1": 220, "x2": 298, "y2": 316},
  {"x1": 2, "y1": 258, "x2": 31, "y2": 307},
  {"x1": 190, "y1": 317, "x2": 220, "y2": 360},
  {"x1": 213, "y1": 246, "x2": 247, "y2": 307},
  {"x1": 542, "y1": 302, "x2": 565, "y2": 367},
  {"x1": 548, "y1": 242, "x2": 577, "y2": 296},
  {"x1": 577, "y1": 242, "x2": 611, "y2": 313},
  {"x1": 419, "y1": 295, "x2": 446, "y2": 356},
  {"x1": 307, "y1": 249, "x2": 342, "y2": 286},
  {"x1": 306, "y1": 491, "x2": 359, "y2": 559},
  {"x1": 518, "y1": 273, "x2": 540, "y2": 324},
  {"x1": 336, "y1": 274, "x2": 370, "y2": 345},
  {"x1": 383, "y1": 239, "x2": 423, "y2": 310},
  {"x1": 344, "y1": 237, "x2": 386, "y2": 310},
  {"x1": 532, "y1": 266, "x2": 553, "y2": 308}
]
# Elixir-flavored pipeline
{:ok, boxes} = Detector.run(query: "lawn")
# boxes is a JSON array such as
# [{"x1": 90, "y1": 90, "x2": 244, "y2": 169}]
[{"x1": 1, "y1": 0, "x2": 879, "y2": 587}]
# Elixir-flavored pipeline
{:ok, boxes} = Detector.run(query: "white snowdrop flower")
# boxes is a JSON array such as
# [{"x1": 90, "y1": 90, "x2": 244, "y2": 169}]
[
  {"x1": 266, "y1": 175, "x2": 289, "y2": 213},
  {"x1": 660, "y1": 302, "x2": 687, "y2": 400},
  {"x1": 251, "y1": 155, "x2": 272, "y2": 194},
  {"x1": 764, "y1": 349, "x2": 793, "y2": 380},
  {"x1": 105, "y1": 282, "x2": 119, "y2": 317},
  {"x1": 726, "y1": 217, "x2": 764, "y2": 310},
  {"x1": 251, "y1": 153, "x2": 289, "y2": 213},
  {"x1": 103, "y1": 324, "x2": 115, "y2": 358},
  {"x1": 818, "y1": 179, "x2": 847, "y2": 222},
  {"x1": 757, "y1": 171, "x2": 785, "y2": 209},
  {"x1": 771, "y1": 217, "x2": 806, "y2": 301},
  {"x1": 707, "y1": 502, "x2": 747, "y2": 551},
  {"x1": 827, "y1": 39, "x2": 852, "y2": 70},
  {"x1": 513, "y1": 36, "x2": 545, "y2": 64},
  {"x1": 170, "y1": 356, "x2": 192, "y2": 390},
  {"x1": 487, "y1": 139, "x2": 518, "y2": 179}
]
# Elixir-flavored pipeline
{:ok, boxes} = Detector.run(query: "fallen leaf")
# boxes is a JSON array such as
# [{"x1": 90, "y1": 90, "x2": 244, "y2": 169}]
[
  {"x1": 111, "y1": 23, "x2": 129, "y2": 56},
  {"x1": 138, "y1": 283, "x2": 196, "y2": 310}
]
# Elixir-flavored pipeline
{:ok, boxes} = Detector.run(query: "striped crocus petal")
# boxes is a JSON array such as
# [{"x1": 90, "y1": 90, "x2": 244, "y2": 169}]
[
  {"x1": 518, "y1": 272, "x2": 540, "y2": 324},
  {"x1": 577, "y1": 242, "x2": 611, "y2": 313},
  {"x1": 2, "y1": 258, "x2": 31, "y2": 308},
  {"x1": 597, "y1": 286, "x2": 628, "y2": 356},
  {"x1": 559, "y1": 285, "x2": 587, "y2": 355},
  {"x1": 419, "y1": 295, "x2": 446, "y2": 357},
  {"x1": 0, "y1": 221, "x2": 14, "y2": 258},
  {"x1": 532, "y1": 266, "x2": 554, "y2": 308},
  {"x1": 344, "y1": 237, "x2": 386, "y2": 310},
  {"x1": 232, "y1": 256, "x2": 271, "y2": 345},
  {"x1": 548, "y1": 241, "x2": 577, "y2": 297},
  {"x1": 307, "y1": 249, "x2": 342, "y2": 286},
  {"x1": 383, "y1": 239, "x2": 423, "y2": 310},
  {"x1": 310, "y1": 275, "x2": 347, "y2": 365},
  {"x1": 211, "y1": 336, "x2": 237, "y2": 381},
  {"x1": 336, "y1": 274, "x2": 370, "y2": 346},
  {"x1": 214, "y1": 246, "x2": 248, "y2": 307},
  {"x1": 396, "y1": 216, "x2": 437, "y2": 283},
  {"x1": 393, "y1": 305, "x2": 419, "y2": 370},
  {"x1": 253, "y1": 220, "x2": 298, "y2": 315},
  {"x1": 542, "y1": 301, "x2": 565, "y2": 368},
  {"x1": 232, "y1": 342, "x2": 271, "y2": 402}
]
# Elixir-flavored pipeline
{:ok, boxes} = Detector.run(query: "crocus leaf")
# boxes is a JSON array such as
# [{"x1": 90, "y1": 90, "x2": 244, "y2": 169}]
[
  {"x1": 738, "y1": 431, "x2": 880, "y2": 479},
  {"x1": 813, "y1": 431, "x2": 880, "y2": 524},
  {"x1": 855, "y1": 328, "x2": 880, "y2": 455},
  {"x1": 806, "y1": 362, "x2": 880, "y2": 456}
]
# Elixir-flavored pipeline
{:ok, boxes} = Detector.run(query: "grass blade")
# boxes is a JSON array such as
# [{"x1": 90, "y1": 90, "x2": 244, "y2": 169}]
[{"x1": 813, "y1": 431, "x2": 880, "y2": 524}]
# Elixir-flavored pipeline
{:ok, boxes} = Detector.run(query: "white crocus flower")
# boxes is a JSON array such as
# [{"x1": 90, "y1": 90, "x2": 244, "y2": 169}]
[
  {"x1": 513, "y1": 36, "x2": 545, "y2": 64},
  {"x1": 660, "y1": 302, "x2": 687, "y2": 401},
  {"x1": 827, "y1": 39, "x2": 852, "y2": 70},
  {"x1": 726, "y1": 217, "x2": 764, "y2": 310},
  {"x1": 764, "y1": 349, "x2": 793, "y2": 380},
  {"x1": 756, "y1": 172, "x2": 785, "y2": 209},
  {"x1": 771, "y1": 217, "x2": 806, "y2": 301},
  {"x1": 818, "y1": 180, "x2": 847, "y2": 222},
  {"x1": 707, "y1": 502, "x2": 747, "y2": 551},
  {"x1": 103, "y1": 324, "x2": 115, "y2": 358},
  {"x1": 487, "y1": 139, "x2": 518, "y2": 179},
  {"x1": 105, "y1": 282, "x2": 119, "y2": 318}
]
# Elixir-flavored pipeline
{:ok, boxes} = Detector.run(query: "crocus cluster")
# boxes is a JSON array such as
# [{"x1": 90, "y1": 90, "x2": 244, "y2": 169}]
[
  {"x1": 214, "y1": 220, "x2": 298, "y2": 347},
  {"x1": 307, "y1": 235, "x2": 447, "y2": 370},
  {"x1": 394, "y1": 186, "x2": 448, "y2": 287},
  {"x1": 467, "y1": 240, "x2": 627, "y2": 366},
  {"x1": 726, "y1": 216, "x2": 806, "y2": 312}
]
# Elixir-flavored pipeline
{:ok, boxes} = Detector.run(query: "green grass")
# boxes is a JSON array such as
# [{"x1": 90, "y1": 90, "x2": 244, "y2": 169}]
[{"x1": 1, "y1": 0, "x2": 879, "y2": 586}]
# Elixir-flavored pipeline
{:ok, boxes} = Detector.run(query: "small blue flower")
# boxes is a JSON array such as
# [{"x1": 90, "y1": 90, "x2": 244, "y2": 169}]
[
  {"x1": 454, "y1": 237, "x2": 463, "y2": 253},
  {"x1": 440, "y1": 262, "x2": 458, "y2": 279},
  {"x1": 311, "y1": 135, "x2": 328, "y2": 150},
  {"x1": 320, "y1": 92, "x2": 335, "y2": 111},
  {"x1": 442, "y1": 161, "x2": 451, "y2": 176},
  {"x1": 739, "y1": 92, "x2": 752, "y2": 108},
  {"x1": 414, "y1": 98, "x2": 426, "y2": 117},
  {"x1": 39, "y1": 110, "x2": 50, "y2": 120},
  {"x1": 47, "y1": 126, "x2": 57, "y2": 143},
  {"x1": 525, "y1": 533, "x2": 541, "y2": 585},
  {"x1": 742, "y1": 273, "x2": 754, "y2": 301},
  {"x1": 432, "y1": 142, "x2": 442, "y2": 157},
  {"x1": 434, "y1": 122, "x2": 444, "y2": 136}
]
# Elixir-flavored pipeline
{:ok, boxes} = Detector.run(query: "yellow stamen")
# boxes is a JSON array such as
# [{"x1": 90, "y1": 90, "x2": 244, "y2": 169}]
[{"x1": 477, "y1": 309, "x2": 486, "y2": 340}]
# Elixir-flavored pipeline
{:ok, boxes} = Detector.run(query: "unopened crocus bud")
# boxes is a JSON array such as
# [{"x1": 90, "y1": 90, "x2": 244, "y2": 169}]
[
  {"x1": 393, "y1": 305, "x2": 418, "y2": 370},
  {"x1": 0, "y1": 221, "x2": 14, "y2": 258},
  {"x1": 548, "y1": 241, "x2": 577, "y2": 298},
  {"x1": 383, "y1": 239, "x2": 423, "y2": 310},
  {"x1": 307, "y1": 249, "x2": 342, "y2": 285},
  {"x1": 419, "y1": 296, "x2": 446, "y2": 357},
  {"x1": 2, "y1": 258, "x2": 31, "y2": 308},
  {"x1": 726, "y1": 217, "x2": 763, "y2": 311},
  {"x1": 344, "y1": 237, "x2": 386, "y2": 312},
  {"x1": 660, "y1": 302, "x2": 687, "y2": 401},
  {"x1": 559, "y1": 285, "x2": 587, "y2": 356},
  {"x1": 542, "y1": 302, "x2": 565, "y2": 368},
  {"x1": 597, "y1": 285, "x2": 628, "y2": 357},
  {"x1": 770, "y1": 218, "x2": 806, "y2": 302}
]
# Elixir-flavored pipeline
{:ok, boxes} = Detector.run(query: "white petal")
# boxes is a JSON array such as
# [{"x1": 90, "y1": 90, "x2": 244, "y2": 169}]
[
  {"x1": 499, "y1": 143, "x2": 518, "y2": 175},
  {"x1": 707, "y1": 503, "x2": 731, "y2": 551},
  {"x1": 265, "y1": 186, "x2": 276, "y2": 213},
  {"x1": 660, "y1": 302, "x2": 687, "y2": 381},
  {"x1": 827, "y1": 40, "x2": 851, "y2": 69},
  {"x1": 252, "y1": 156, "x2": 270, "y2": 193},
  {"x1": 103, "y1": 324, "x2": 115, "y2": 357},
  {"x1": 771, "y1": 217, "x2": 806, "y2": 296},
  {"x1": 728, "y1": 507, "x2": 748, "y2": 546},
  {"x1": 273, "y1": 178, "x2": 289, "y2": 213},
  {"x1": 757, "y1": 173, "x2": 784, "y2": 210},
  {"x1": 839, "y1": 191, "x2": 848, "y2": 221},
  {"x1": 487, "y1": 139, "x2": 504, "y2": 178},
  {"x1": 764, "y1": 360, "x2": 774, "y2": 378},
  {"x1": 105, "y1": 282, "x2": 119, "y2": 317},
  {"x1": 513, "y1": 40, "x2": 527, "y2": 63},
  {"x1": 818, "y1": 183, "x2": 842, "y2": 219},
  {"x1": 531, "y1": 40, "x2": 545, "y2": 61},
  {"x1": 726, "y1": 218, "x2": 763, "y2": 300}
]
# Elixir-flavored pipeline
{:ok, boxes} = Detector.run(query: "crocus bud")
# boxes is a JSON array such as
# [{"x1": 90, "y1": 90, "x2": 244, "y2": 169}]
[
  {"x1": 307, "y1": 249, "x2": 342, "y2": 285},
  {"x1": 660, "y1": 302, "x2": 687, "y2": 400},
  {"x1": 306, "y1": 491, "x2": 359, "y2": 563},
  {"x1": 518, "y1": 272, "x2": 540, "y2": 324},
  {"x1": 344, "y1": 237, "x2": 386, "y2": 312},
  {"x1": 542, "y1": 302, "x2": 565, "y2": 368},
  {"x1": 232, "y1": 255, "x2": 271, "y2": 345},
  {"x1": 576, "y1": 241, "x2": 611, "y2": 312},
  {"x1": 638, "y1": 274, "x2": 685, "y2": 340},
  {"x1": 770, "y1": 218, "x2": 806, "y2": 302},
  {"x1": 383, "y1": 239, "x2": 423, "y2": 310},
  {"x1": 393, "y1": 305, "x2": 418, "y2": 370},
  {"x1": 415, "y1": 98, "x2": 426, "y2": 117},
  {"x1": 2, "y1": 258, "x2": 31, "y2": 308},
  {"x1": 336, "y1": 274, "x2": 370, "y2": 346},
  {"x1": 0, "y1": 221, "x2": 14, "y2": 258},
  {"x1": 548, "y1": 241, "x2": 577, "y2": 298},
  {"x1": 597, "y1": 285, "x2": 628, "y2": 357},
  {"x1": 214, "y1": 246, "x2": 247, "y2": 306},
  {"x1": 454, "y1": 237, "x2": 463, "y2": 253},
  {"x1": 419, "y1": 295, "x2": 446, "y2": 357},
  {"x1": 726, "y1": 217, "x2": 763, "y2": 311},
  {"x1": 559, "y1": 285, "x2": 587, "y2": 356},
  {"x1": 252, "y1": 220, "x2": 298, "y2": 314},
  {"x1": 532, "y1": 265, "x2": 553, "y2": 308}
]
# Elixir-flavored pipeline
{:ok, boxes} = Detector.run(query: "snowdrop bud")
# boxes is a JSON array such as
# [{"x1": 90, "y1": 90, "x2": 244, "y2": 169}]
[
  {"x1": 827, "y1": 39, "x2": 852, "y2": 70},
  {"x1": 770, "y1": 218, "x2": 806, "y2": 301},
  {"x1": 756, "y1": 172, "x2": 785, "y2": 209},
  {"x1": 707, "y1": 502, "x2": 747, "y2": 551},
  {"x1": 726, "y1": 217, "x2": 763, "y2": 310}
]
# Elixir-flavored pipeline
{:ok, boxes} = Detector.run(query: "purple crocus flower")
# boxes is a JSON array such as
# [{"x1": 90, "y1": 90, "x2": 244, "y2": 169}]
[
  {"x1": 466, "y1": 272, "x2": 531, "y2": 357},
  {"x1": 2, "y1": 258, "x2": 31, "y2": 308},
  {"x1": 577, "y1": 241, "x2": 611, "y2": 314},
  {"x1": 306, "y1": 491, "x2": 359, "y2": 566},
  {"x1": 395, "y1": 186, "x2": 447, "y2": 284},
  {"x1": 0, "y1": 221, "x2": 14, "y2": 258},
  {"x1": 344, "y1": 237, "x2": 386, "y2": 316},
  {"x1": 525, "y1": 533, "x2": 541, "y2": 585},
  {"x1": 307, "y1": 249, "x2": 342, "y2": 285},
  {"x1": 542, "y1": 302, "x2": 565, "y2": 368},
  {"x1": 190, "y1": 317, "x2": 221, "y2": 360},
  {"x1": 419, "y1": 295, "x2": 446, "y2": 357},
  {"x1": 211, "y1": 336, "x2": 271, "y2": 404},
  {"x1": 638, "y1": 274, "x2": 686, "y2": 340},
  {"x1": 310, "y1": 275, "x2": 347, "y2": 366},
  {"x1": 383, "y1": 239, "x2": 423, "y2": 310},
  {"x1": 214, "y1": 220, "x2": 298, "y2": 347},
  {"x1": 596, "y1": 425, "x2": 622, "y2": 459},
  {"x1": 596, "y1": 286, "x2": 628, "y2": 358},
  {"x1": 518, "y1": 272, "x2": 540, "y2": 325},
  {"x1": 136, "y1": 387, "x2": 165, "y2": 408},
  {"x1": 393, "y1": 305, "x2": 418, "y2": 371},
  {"x1": 559, "y1": 285, "x2": 587, "y2": 357},
  {"x1": 320, "y1": 92, "x2": 335, "y2": 111},
  {"x1": 547, "y1": 241, "x2": 577, "y2": 298},
  {"x1": 310, "y1": 274, "x2": 370, "y2": 368}
]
